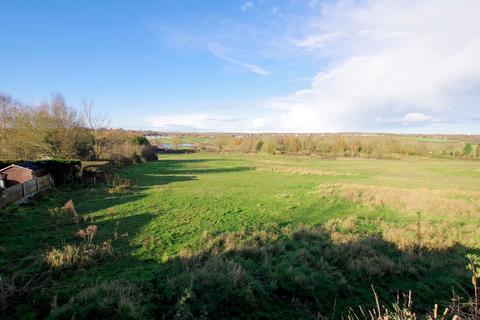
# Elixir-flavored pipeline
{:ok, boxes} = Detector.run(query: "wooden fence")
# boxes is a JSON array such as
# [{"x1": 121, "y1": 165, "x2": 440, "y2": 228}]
[{"x1": 1, "y1": 174, "x2": 52, "y2": 206}]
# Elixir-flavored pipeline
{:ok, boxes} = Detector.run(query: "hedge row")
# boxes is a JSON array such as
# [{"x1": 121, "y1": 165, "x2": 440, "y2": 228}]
[{"x1": 0, "y1": 159, "x2": 81, "y2": 185}]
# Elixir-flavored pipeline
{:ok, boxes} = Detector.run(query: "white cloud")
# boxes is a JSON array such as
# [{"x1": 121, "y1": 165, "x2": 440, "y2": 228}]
[
  {"x1": 252, "y1": 117, "x2": 266, "y2": 128},
  {"x1": 294, "y1": 32, "x2": 344, "y2": 49},
  {"x1": 154, "y1": 0, "x2": 480, "y2": 133},
  {"x1": 402, "y1": 113, "x2": 433, "y2": 123},
  {"x1": 267, "y1": 0, "x2": 480, "y2": 132},
  {"x1": 208, "y1": 43, "x2": 270, "y2": 76},
  {"x1": 241, "y1": 1, "x2": 254, "y2": 11},
  {"x1": 148, "y1": 113, "x2": 240, "y2": 131},
  {"x1": 376, "y1": 112, "x2": 434, "y2": 124}
]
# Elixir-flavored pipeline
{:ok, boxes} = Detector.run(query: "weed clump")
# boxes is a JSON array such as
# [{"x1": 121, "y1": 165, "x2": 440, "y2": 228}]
[
  {"x1": 106, "y1": 175, "x2": 133, "y2": 194},
  {"x1": 49, "y1": 280, "x2": 147, "y2": 320},
  {"x1": 44, "y1": 241, "x2": 113, "y2": 270},
  {"x1": 48, "y1": 199, "x2": 81, "y2": 225},
  {"x1": 44, "y1": 224, "x2": 114, "y2": 270}
]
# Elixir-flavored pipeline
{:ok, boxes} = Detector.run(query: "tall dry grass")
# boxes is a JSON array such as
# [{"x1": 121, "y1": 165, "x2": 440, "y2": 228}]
[
  {"x1": 255, "y1": 164, "x2": 354, "y2": 176},
  {"x1": 44, "y1": 240, "x2": 113, "y2": 270},
  {"x1": 318, "y1": 184, "x2": 480, "y2": 219},
  {"x1": 44, "y1": 223, "x2": 114, "y2": 270}
]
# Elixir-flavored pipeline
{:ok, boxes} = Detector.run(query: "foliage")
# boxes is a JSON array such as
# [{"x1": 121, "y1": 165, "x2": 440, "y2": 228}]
[
  {"x1": 131, "y1": 136, "x2": 149, "y2": 146},
  {"x1": 0, "y1": 94, "x2": 90, "y2": 159},
  {"x1": 204, "y1": 133, "x2": 473, "y2": 159},
  {"x1": 0, "y1": 93, "x2": 157, "y2": 165},
  {"x1": 464, "y1": 143, "x2": 474, "y2": 156}
]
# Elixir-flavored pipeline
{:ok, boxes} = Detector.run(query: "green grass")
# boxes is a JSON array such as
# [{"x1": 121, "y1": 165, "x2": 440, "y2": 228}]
[{"x1": 1, "y1": 152, "x2": 480, "y2": 319}]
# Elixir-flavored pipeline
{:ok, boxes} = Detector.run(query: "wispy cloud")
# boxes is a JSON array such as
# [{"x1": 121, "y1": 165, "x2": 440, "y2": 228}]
[
  {"x1": 208, "y1": 43, "x2": 270, "y2": 76},
  {"x1": 148, "y1": 113, "x2": 242, "y2": 132},
  {"x1": 241, "y1": 1, "x2": 254, "y2": 11},
  {"x1": 293, "y1": 32, "x2": 344, "y2": 49},
  {"x1": 376, "y1": 113, "x2": 435, "y2": 124}
]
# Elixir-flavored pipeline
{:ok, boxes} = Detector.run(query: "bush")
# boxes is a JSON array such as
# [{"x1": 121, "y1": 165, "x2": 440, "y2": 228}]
[
  {"x1": 110, "y1": 154, "x2": 134, "y2": 168},
  {"x1": 81, "y1": 161, "x2": 113, "y2": 184},
  {"x1": 48, "y1": 200, "x2": 80, "y2": 225},
  {"x1": 131, "y1": 136, "x2": 150, "y2": 146},
  {"x1": 140, "y1": 145, "x2": 158, "y2": 162},
  {"x1": 464, "y1": 143, "x2": 474, "y2": 156}
]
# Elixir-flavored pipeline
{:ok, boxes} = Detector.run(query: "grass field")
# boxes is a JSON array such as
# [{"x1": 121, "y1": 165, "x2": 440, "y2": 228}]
[{"x1": 2, "y1": 152, "x2": 480, "y2": 318}]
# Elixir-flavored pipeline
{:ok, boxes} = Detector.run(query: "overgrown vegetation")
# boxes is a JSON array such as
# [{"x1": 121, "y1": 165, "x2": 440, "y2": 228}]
[
  {"x1": 1, "y1": 153, "x2": 480, "y2": 318},
  {"x1": 0, "y1": 93, "x2": 157, "y2": 163},
  {"x1": 49, "y1": 279, "x2": 147, "y2": 320},
  {"x1": 213, "y1": 134, "x2": 479, "y2": 159},
  {"x1": 150, "y1": 132, "x2": 480, "y2": 159}
]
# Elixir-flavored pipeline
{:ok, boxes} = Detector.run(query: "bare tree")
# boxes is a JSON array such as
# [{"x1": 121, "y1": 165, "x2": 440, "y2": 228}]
[{"x1": 82, "y1": 100, "x2": 110, "y2": 160}]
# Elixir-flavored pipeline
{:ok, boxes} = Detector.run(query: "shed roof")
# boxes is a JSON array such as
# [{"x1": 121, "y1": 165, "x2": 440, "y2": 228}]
[{"x1": 0, "y1": 162, "x2": 43, "y2": 173}]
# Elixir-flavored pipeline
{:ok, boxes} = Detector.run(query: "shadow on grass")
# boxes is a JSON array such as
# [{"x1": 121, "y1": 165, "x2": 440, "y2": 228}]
[
  {"x1": 155, "y1": 158, "x2": 252, "y2": 175},
  {"x1": 150, "y1": 226, "x2": 478, "y2": 319},
  {"x1": 123, "y1": 158, "x2": 254, "y2": 187},
  {"x1": 4, "y1": 194, "x2": 479, "y2": 320},
  {"x1": 2, "y1": 157, "x2": 480, "y2": 319},
  {"x1": 133, "y1": 174, "x2": 198, "y2": 188}
]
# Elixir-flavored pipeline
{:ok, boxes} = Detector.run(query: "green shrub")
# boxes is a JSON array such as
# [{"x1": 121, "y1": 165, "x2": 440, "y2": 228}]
[
  {"x1": 464, "y1": 143, "x2": 474, "y2": 156},
  {"x1": 140, "y1": 145, "x2": 158, "y2": 162},
  {"x1": 131, "y1": 136, "x2": 150, "y2": 146}
]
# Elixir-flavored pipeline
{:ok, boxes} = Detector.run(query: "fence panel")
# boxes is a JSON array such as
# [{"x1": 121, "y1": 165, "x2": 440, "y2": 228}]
[
  {"x1": 23, "y1": 179, "x2": 38, "y2": 196},
  {"x1": 37, "y1": 175, "x2": 50, "y2": 190},
  {"x1": 2, "y1": 174, "x2": 52, "y2": 205},
  {"x1": 5, "y1": 184, "x2": 23, "y2": 203}
]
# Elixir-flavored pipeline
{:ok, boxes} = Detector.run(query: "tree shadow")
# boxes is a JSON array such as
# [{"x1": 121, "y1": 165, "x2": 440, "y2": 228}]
[
  {"x1": 152, "y1": 158, "x2": 252, "y2": 175},
  {"x1": 149, "y1": 225, "x2": 478, "y2": 319},
  {"x1": 4, "y1": 200, "x2": 479, "y2": 319},
  {"x1": 132, "y1": 174, "x2": 197, "y2": 188},
  {"x1": 3, "y1": 156, "x2": 480, "y2": 319},
  {"x1": 122, "y1": 158, "x2": 253, "y2": 187}
]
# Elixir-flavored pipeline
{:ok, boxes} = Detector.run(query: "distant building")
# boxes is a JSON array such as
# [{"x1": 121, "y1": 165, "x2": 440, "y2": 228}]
[{"x1": 0, "y1": 162, "x2": 46, "y2": 188}]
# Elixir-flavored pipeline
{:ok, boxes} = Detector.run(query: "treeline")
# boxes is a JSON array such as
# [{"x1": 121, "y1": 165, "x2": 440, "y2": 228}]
[
  {"x1": 0, "y1": 94, "x2": 156, "y2": 164},
  {"x1": 209, "y1": 134, "x2": 477, "y2": 159}
]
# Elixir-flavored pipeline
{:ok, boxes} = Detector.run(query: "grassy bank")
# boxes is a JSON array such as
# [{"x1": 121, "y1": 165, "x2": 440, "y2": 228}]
[{"x1": 1, "y1": 153, "x2": 480, "y2": 318}]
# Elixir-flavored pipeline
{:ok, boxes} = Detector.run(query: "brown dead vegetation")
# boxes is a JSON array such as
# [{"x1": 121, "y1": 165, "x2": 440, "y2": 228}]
[
  {"x1": 318, "y1": 184, "x2": 480, "y2": 219},
  {"x1": 255, "y1": 164, "x2": 354, "y2": 176}
]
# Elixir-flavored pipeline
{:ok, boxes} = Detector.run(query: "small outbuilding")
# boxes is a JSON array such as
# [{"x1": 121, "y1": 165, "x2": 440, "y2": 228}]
[{"x1": 0, "y1": 162, "x2": 46, "y2": 188}]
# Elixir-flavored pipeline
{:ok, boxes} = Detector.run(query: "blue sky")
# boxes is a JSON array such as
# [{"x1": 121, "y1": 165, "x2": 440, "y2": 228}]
[{"x1": 1, "y1": 0, "x2": 479, "y2": 133}]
